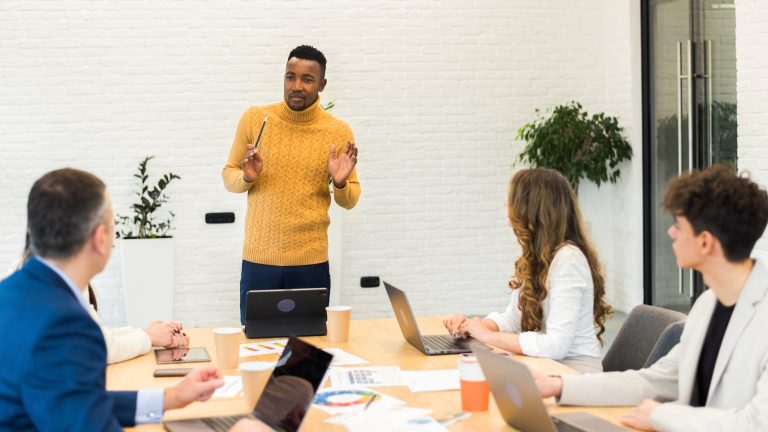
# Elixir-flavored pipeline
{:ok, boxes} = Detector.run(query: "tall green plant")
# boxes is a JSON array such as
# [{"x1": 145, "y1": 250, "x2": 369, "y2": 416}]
[
  {"x1": 516, "y1": 101, "x2": 632, "y2": 191},
  {"x1": 116, "y1": 156, "x2": 181, "y2": 239}
]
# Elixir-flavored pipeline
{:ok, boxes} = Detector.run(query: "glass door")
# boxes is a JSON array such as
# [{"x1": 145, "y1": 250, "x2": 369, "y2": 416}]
[{"x1": 643, "y1": 0, "x2": 736, "y2": 312}]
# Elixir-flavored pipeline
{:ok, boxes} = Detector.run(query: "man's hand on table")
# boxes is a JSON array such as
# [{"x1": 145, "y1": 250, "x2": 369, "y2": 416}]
[
  {"x1": 530, "y1": 369, "x2": 563, "y2": 398},
  {"x1": 621, "y1": 399, "x2": 659, "y2": 431},
  {"x1": 230, "y1": 418, "x2": 273, "y2": 432},
  {"x1": 163, "y1": 366, "x2": 224, "y2": 411}
]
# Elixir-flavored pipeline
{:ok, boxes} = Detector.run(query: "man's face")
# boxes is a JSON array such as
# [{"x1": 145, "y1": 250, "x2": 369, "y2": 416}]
[
  {"x1": 667, "y1": 215, "x2": 702, "y2": 269},
  {"x1": 283, "y1": 57, "x2": 326, "y2": 111}
]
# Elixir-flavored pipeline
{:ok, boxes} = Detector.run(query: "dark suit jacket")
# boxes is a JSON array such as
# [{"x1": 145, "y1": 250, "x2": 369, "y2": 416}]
[{"x1": 0, "y1": 258, "x2": 137, "y2": 431}]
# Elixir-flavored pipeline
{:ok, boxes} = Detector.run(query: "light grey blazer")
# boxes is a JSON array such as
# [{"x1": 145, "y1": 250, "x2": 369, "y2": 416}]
[{"x1": 559, "y1": 260, "x2": 768, "y2": 432}]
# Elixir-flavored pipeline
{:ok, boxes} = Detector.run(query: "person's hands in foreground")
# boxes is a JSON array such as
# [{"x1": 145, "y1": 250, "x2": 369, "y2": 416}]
[
  {"x1": 145, "y1": 321, "x2": 189, "y2": 348},
  {"x1": 229, "y1": 418, "x2": 273, "y2": 432},
  {"x1": 443, "y1": 314, "x2": 468, "y2": 338},
  {"x1": 163, "y1": 366, "x2": 224, "y2": 411},
  {"x1": 530, "y1": 369, "x2": 563, "y2": 399},
  {"x1": 621, "y1": 399, "x2": 659, "y2": 431},
  {"x1": 459, "y1": 317, "x2": 493, "y2": 342}
]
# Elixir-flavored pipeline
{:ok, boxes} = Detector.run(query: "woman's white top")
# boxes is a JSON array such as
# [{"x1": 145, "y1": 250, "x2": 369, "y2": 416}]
[
  {"x1": 87, "y1": 305, "x2": 152, "y2": 364},
  {"x1": 485, "y1": 244, "x2": 602, "y2": 361}
]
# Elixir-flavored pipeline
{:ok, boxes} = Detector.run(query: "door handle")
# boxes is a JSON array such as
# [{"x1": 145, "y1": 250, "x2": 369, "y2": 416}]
[
  {"x1": 676, "y1": 41, "x2": 695, "y2": 295},
  {"x1": 704, "y1": 40, "x2": 713, "y2": 166}
]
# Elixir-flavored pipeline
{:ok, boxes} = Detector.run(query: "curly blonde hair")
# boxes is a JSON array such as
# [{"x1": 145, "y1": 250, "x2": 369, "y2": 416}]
[{"x1": 507, "y1": 169, "x2": 612, "y2": 344}]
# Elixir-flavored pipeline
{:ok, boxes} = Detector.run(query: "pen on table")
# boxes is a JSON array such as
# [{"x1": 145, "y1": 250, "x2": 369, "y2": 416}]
[
  {"x1": 253, "y1": 116, "x2": 268, "y2": 149},
  {"x1": 364, "y1": 394, "x2": 379, "y2": 410}
]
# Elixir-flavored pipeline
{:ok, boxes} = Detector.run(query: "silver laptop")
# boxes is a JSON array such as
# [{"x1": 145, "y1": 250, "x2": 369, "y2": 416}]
[
  {"x1": 471, "y1": 342, "x2": 627, "y2": 432},
  {"x1": 163, "y1": 337, "x2": 333, "y2": 432},
  {"x1": 383, "y1": 281, "x2": 471, "y2": 355}
]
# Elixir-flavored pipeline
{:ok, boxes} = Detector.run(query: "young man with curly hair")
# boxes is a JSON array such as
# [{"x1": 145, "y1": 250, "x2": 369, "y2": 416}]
[{"x1": 535, "y1": 164, "x2": 768, "y2": 431}]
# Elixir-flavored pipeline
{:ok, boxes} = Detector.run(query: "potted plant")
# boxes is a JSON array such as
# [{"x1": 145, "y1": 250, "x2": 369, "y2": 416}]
[
  {"x1": 516, "y1": 101, "x2": 633, "y2": 193},
  {"x1": 116, "y1": 156, "x2": 181, "y2": 327}
]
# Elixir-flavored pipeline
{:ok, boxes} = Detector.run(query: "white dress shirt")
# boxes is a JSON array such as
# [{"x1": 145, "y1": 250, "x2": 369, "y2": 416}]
[{"x1": 485, "y1": 245, "x2": 602, "y2": 361}]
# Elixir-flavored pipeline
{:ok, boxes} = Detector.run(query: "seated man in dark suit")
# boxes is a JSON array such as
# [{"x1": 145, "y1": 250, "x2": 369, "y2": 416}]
[{"x1": 0, "y1": 168, "x2": 249, "y2": 431}]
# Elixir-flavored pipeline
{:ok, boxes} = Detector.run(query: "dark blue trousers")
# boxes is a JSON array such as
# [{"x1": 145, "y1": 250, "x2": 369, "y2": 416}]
[{"x1": 239, "y1": 260, "x2": 331, "y2": 324}]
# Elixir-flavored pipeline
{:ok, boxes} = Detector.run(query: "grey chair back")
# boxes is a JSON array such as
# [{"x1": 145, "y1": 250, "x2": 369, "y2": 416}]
[
  {"x1": 602, "y1": 304, "x2": 686, "y2": 372},
  {"x1": 644, "y1": 321, "x2": 685, "y2": 368}
]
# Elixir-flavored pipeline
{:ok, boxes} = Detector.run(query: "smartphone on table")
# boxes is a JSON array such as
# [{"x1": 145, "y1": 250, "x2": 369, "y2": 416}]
[{"x1": 153, "y1": 368, "x2": 192, "y2": 378}]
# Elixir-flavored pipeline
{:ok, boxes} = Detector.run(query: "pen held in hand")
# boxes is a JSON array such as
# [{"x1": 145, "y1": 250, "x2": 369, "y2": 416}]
[{"x1": 253, "y1": 116, "x2": 268, "y2": 149}]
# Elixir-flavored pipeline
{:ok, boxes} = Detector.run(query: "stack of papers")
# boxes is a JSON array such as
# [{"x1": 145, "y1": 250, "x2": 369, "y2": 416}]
[
  {"x1": 328, "y1": 366, "x2": 405, "y2": 387},
  {"x1": 331, "y1": 406, "x2": 447, "y2": 432},
  {"x1": 401, "y1": 369, "x2": 460, "y2": 393},
  {"x1": 211, "y1": 376, "x2": 243, "y2": 399},
  {"x1": 313, "y1": 387, "x2": 403, "y2": 416},
  {"x1": 239, "y1": 339, "x2": 287, "y2": 357},
  {"x1": 315, "y1": 387, "x2": 447, "y2": 431}
]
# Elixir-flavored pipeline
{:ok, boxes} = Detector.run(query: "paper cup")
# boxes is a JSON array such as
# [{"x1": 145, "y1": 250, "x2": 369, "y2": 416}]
[
  {"x1": 214, "y1": 327, "x2": 242, "y2": 369},
  {"x1": 459, "y1": 354, "x2": 489, "y2": 411},
  {"x1": 326, "y1": 306, "x2": 352, "y2": 343},
  {"x1": 240, "y1": 361, "x2": 274, "y2": 408}
]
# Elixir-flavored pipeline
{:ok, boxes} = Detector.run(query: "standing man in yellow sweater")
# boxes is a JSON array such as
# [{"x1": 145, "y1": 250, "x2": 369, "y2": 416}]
[{"x1": 222, "y1": 45, "x2": 360, "y2": 323}]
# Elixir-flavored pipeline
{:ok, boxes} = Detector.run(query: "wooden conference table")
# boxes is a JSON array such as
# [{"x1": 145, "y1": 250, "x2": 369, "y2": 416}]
[{"x1": 108, "y1": 317, "x2": 633, "y2": 431}]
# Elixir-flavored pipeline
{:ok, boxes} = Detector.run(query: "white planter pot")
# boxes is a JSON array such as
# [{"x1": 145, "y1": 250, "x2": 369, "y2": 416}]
[{"x1": 120, "y1": 238, "x2": 175, "y2": 328}]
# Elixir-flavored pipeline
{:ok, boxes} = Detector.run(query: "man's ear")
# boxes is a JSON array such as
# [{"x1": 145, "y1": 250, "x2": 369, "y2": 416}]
[
  {"x1": 700, "y1": 230, "x2": 719, "y2": 257},
  {"x1": 91, "y1": 223, "x2": 110, "y2": 255},
  {"x1": 319, "y1": 78, "x2": 327, "y2": 92}
]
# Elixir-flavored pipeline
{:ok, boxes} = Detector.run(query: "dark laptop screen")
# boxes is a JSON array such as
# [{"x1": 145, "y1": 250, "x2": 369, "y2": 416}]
[{"x1": 252, "y1": 336, "x2": 333, "y2": 432}]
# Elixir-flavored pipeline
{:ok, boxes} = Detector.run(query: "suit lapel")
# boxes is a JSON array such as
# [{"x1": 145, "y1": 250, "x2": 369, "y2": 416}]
[
  {"x1": 706, "y1": 261, "x2": 768, "y2": 403},
  {"x1": 678, "y1": 291, "x2": 714, "y2": 403}
]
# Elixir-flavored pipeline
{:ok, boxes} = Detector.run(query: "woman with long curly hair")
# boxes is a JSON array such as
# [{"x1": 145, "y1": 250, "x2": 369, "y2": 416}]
[{"x1": 444, "y1": 168, "x2": 612, "y2": 373}]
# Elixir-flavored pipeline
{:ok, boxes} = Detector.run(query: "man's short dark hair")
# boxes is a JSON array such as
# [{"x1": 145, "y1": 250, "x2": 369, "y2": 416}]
[
  {"x1": 27, "y1": 168, "x2": 107, "y2": 259},
  {"x1": 663, "y1": 164, "x2": 768, "y2": 262},
  {"x1": 288, "y1": 45, "x2": 327, "y2": 77}
]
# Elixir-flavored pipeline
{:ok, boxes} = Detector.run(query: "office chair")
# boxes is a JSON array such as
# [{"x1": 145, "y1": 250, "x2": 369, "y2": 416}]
[{"x1": 602, "y1": 304, "x2": 687, "y2": 372}]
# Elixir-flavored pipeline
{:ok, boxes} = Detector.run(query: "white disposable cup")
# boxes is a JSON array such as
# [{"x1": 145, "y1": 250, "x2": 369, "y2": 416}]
[
  {"x1": 214, "y1": 327, "x2": 242, "y2": 369},
  {"x1": 240, "y1": 361, "x2": 274, "y2": 408},
  {"x1": 326, "y1": 306, "x2": 352, "y2": 343}
]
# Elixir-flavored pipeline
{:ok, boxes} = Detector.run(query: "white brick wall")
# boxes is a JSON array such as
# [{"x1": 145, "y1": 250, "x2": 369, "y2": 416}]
[
  {"x1": 0, "y1": 0, "x2": 643, "y2": 328},
  {"x1": 736, "y1": 0, "x2": 768, "y2": 259}
]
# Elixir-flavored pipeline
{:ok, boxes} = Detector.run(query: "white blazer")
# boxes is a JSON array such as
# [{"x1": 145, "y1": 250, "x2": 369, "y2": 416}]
[
  {"x1": 485, "y1": 245, "x2": 602, "y2": 364},
  {"x1": 560, "y1": 260, "x2": 768, "y2": 431}
]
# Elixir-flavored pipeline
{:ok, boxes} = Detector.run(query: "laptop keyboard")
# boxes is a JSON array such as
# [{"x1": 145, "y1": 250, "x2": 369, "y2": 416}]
[
  {"x1": 423, "y1": 335, "x2": 467, "y2": 351},
  {"x1": 552, "y1": 416, "x2": 589, "y2": 432},
  {"x1": 201, "y1": 415, "x2": 243, "y2": 432}
]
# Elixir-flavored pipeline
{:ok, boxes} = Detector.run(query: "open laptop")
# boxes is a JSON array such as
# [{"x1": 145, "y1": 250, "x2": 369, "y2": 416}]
[
  {"x1": 471, "y1": 342, "x2": 628, "y2": 432},
  {"x1": 164, "y1": 336, "x2": 333, "y2": 432},
  {"x1": 383, "y1": 281, "x2": 471, "y2": 355},
  {"x1": 244, "y1": 288, "x2": 328, "y2": 338}
]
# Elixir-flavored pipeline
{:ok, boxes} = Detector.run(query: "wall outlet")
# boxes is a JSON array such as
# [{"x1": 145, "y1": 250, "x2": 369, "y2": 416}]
[
  {"x1": 360, "y1": 276, "x2": 380, "y2": 288},
  {"x1": 205, "y1": 212, "x2": 235, "y2": 224}
]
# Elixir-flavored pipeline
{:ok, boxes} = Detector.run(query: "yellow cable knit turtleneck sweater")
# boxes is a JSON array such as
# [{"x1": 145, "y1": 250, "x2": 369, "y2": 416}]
[{"x1": 222, "y1": 98, "x2": 360, "y2": 266}]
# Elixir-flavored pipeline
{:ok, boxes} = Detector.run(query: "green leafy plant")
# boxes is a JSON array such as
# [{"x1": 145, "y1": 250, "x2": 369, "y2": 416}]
[
  {"x1": 116, "y1": 156, "x2": 181, "y2": 239},
  {"x1": 516, "y1": 101, "x2": 633, "y2": 192}
]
